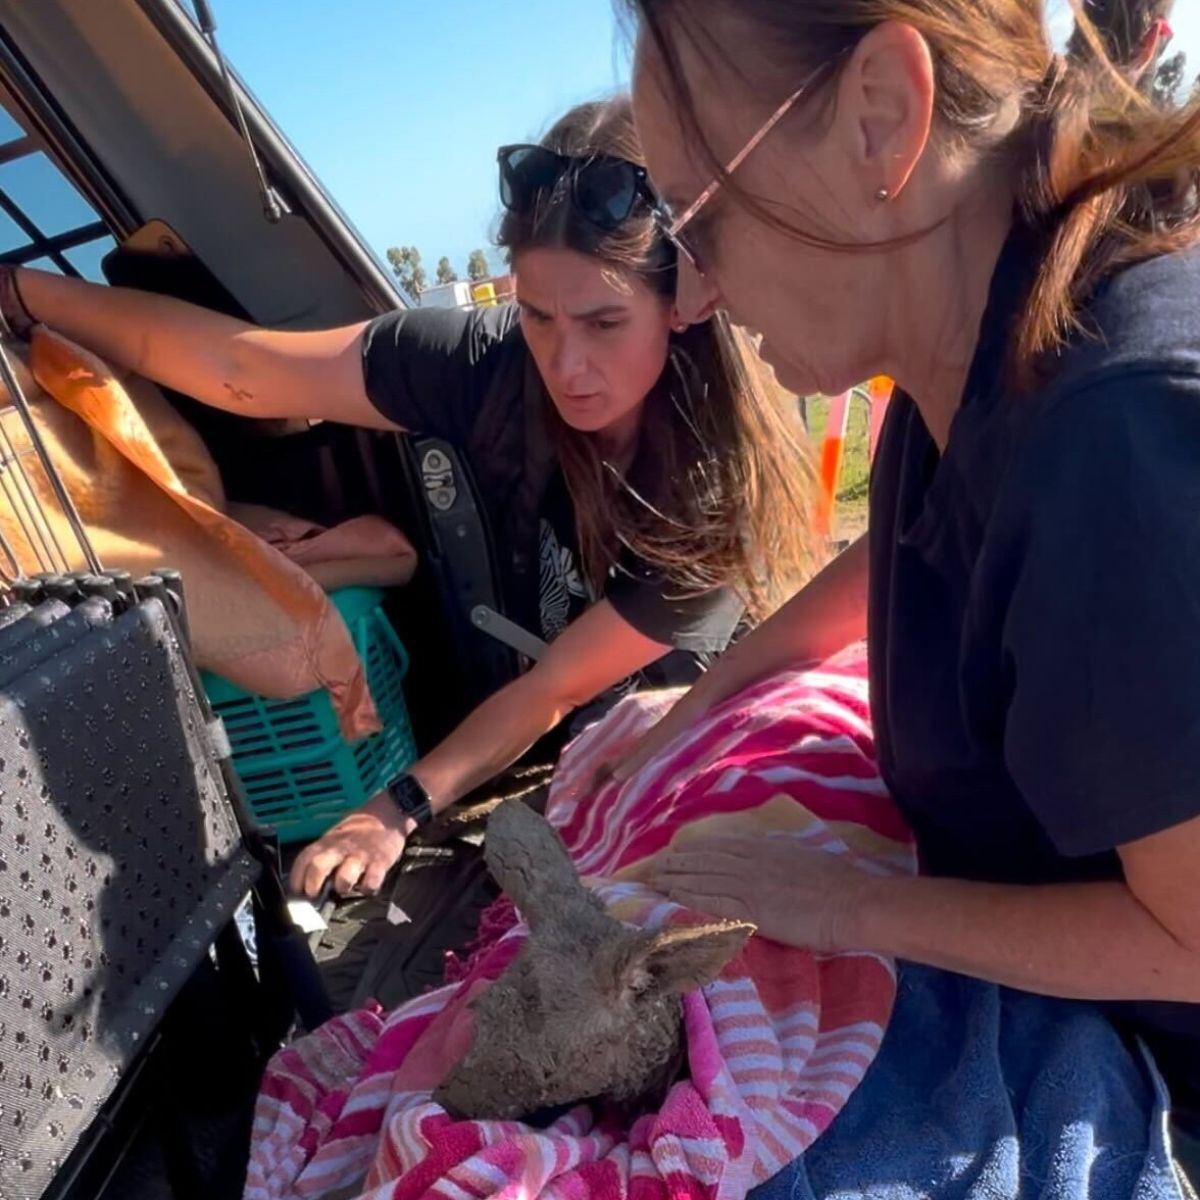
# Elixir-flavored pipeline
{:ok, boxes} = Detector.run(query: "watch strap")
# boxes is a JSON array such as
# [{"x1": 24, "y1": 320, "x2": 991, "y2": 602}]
[{"x1": 387, "y1": 772, "x2": 433, "y2": 827}]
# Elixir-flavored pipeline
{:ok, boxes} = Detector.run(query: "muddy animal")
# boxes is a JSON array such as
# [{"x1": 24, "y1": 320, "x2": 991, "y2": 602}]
[{"x1": 433, "y1": 798, "x2": 752, "y2": 1121}]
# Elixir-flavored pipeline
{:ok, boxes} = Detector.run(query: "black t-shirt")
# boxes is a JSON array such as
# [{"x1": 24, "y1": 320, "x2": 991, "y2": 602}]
[
  {"x1": 869, "y1": 225, "x2": 1200, "y2": 1130},
  {"x1": 360, "y1": 304, "x2": 743, "y2": 680}
]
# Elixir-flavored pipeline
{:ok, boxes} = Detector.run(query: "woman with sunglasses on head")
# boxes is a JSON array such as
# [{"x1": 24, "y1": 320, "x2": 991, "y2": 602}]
[
  {"x1": 2, "y1": 96, "x2": 817, "y2": 902},
  {"x1": 609, "y1": 0, "x2": 1200, "y2": 1193}
]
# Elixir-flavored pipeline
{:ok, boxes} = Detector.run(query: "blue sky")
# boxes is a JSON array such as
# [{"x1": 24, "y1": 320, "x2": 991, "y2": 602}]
[
  {"x1": 215, "y1": 0, "x2": 632, "y2": 278},
  {"x1": 203, "y1": 1, "x2": 1200, "y2": 282}
]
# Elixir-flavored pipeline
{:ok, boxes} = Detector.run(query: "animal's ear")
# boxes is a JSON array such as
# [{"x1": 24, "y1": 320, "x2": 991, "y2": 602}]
[
  {"x1": 611, "y1": 921, "x2": 754, "y2": 998},
  {"x1": 485, "y1": 799, "x2": 587, "y2": 929}
]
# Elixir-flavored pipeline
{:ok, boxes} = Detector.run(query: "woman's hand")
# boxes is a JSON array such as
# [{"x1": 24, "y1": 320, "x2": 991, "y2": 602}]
[
  {"x1": 652, "y1": 836, "x2": 875, "y2": 952},
  {"x1": 290, "y1": 793, "x2": 411, "y2": 899},
  {"x1": 659, "y1": 823, "x2": 1200, "y2": 1004}
]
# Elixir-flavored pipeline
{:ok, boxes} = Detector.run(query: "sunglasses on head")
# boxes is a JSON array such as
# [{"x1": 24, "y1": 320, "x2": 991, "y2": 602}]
[{"x1": 497, "y1": 143, "x2": 697, "y2": 267}]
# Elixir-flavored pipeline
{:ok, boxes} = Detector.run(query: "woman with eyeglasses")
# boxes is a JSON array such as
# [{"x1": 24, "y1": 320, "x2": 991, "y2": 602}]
[
  {"x1": 608, "y1": 0, "x2": 1200, "y2": 1192},
  {"x1": 3, "y1": 96, "x2": 817, "y2": 901}
]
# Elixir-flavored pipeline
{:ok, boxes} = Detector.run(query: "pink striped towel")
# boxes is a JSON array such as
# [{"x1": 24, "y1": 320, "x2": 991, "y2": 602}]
[{"x1": 245, "y1": 645, "x2": 914, "y2": 1200}]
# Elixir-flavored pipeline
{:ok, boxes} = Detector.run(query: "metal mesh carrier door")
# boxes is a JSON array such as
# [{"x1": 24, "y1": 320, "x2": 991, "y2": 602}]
[{"x1": 0, "y1": 598, "x2": 259, "y2": 1199}]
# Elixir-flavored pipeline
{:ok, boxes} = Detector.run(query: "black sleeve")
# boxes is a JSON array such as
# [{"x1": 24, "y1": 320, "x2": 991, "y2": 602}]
[
  {"x1": 1001, "y1": 370, "x2": 1200, "y2": 856},
  {"x1": 360, "y1": 304, "x2": 521, "y2": 441},
  {"x1": 605, "y1": 557, "x2": 745, "y2": 653}
]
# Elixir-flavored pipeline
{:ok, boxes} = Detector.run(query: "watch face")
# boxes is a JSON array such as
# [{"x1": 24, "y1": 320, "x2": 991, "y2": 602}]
[{"x1": 391, "y1": 775, "x2": 432, "y2": 823}]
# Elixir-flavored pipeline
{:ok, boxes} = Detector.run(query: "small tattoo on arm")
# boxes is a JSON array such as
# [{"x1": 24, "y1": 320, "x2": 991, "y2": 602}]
[{"x1": 223, "y1": 382, "x2": 255, "y2": 405}]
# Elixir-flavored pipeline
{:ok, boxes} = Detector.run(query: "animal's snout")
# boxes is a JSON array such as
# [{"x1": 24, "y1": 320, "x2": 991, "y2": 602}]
[
  {"x1": 436, "y1": 1073, "x2": 580, "y2": 1128},
  {"x1": 435, "y1": 1095, "x2": 467, "y2": 1122},
  {"x1": 432, "y1": 1076, "x2": 469, "y2": 1121}
]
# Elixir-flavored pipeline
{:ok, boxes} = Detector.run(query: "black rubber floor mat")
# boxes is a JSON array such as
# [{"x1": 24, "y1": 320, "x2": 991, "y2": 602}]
[
  {"x1": 310, "y1": 840, "x2": 498, "y2": 1013},
  {"x1": 357, "y1": 844, "x2": 499, "y2": 1012},
  {"x1": 309, "y1": 769, "x2": 552, "y2": 1014}
]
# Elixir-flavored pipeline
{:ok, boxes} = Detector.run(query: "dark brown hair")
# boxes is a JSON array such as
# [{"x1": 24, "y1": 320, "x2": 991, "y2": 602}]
[
  {"x1": 621, "y1": 0, "x2": 1200, "y2": 386},
  {"x1": 1066, "y1": 0, "x2": 1174, "y2": 80},
  {"x1": 497, "y1": 96, "x2": 820, "y2": 620}
]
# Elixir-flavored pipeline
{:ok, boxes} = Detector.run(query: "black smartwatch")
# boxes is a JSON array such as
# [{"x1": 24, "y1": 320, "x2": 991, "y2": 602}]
[{"x1": 387, "y1": 772, "x2": 434, "y2": 828}]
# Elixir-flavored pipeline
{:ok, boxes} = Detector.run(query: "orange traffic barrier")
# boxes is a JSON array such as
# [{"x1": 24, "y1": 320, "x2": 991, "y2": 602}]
[
  {"x1": 816, "y1": 391, "x2": 851, "y2": 537},
  {"x1": 867, "y1": 375, "x2": 894, "y2": 461}
]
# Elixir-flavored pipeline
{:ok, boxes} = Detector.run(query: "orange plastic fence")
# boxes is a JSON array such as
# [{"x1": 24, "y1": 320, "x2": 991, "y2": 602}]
[
  {"x1": 867, "y1": 375, "x2": 894, "y2": 460},
  {"x1": 815, "y1": 377, "x2": 894, "y2": 537},
  {"x1": 816, "y1": 391, "x2": 850, "y2": 537}
]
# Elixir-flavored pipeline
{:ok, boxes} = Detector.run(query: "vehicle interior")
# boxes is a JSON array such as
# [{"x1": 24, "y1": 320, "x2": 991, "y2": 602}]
[{"x1": 0, "y1": 1, "x2": 551, "y2": 1194}]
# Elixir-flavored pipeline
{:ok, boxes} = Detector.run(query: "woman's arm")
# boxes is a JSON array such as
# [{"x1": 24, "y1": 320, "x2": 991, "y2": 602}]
[
  {"x1": 853, "y1": 819, "x2": 1200, "y2": 1001},
  {"x1": 610, "y1": 533, "x2": 869, "y2": 782},
  {"x1": 654, "y1": 813, "x2": 1200, "y2": 1002},
  {"x1": 851, "y1": 815, "x2": 1200, "y2": 1000},
  {"x1": 411, "y1": 600, "x2": 667, "y2": 809},
  {"x1": 290, "y1": 600, "x2": 670, "y2": 897},
  {"x1": 12, "y1": 266, "x2": 391, "y2": 428}
]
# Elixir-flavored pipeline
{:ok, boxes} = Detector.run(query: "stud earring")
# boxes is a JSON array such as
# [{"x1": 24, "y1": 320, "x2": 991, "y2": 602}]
[{"x1": 875, "y1": 186, "x2": 891, "y2": 203}]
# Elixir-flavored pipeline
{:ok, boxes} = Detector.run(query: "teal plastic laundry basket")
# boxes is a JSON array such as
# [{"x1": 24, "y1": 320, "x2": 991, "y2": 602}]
[{"x1": 201, "y1": 587, "x2": 418, "y2": 844}]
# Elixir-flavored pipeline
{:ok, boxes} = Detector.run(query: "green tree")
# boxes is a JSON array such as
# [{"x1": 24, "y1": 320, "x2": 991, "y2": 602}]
[
  {"x1": 467, "y1": 249, "x2": 490, "y2": 283},
  {"x1": 436, "y1": 256, "x2": 459, "y2": 285},
  {"x1": 1151, "y1": 50, "x2": 1187, "y2": 106},
  {"x1": 386, "y1": 245, "x2": 426, "y2": 299}
]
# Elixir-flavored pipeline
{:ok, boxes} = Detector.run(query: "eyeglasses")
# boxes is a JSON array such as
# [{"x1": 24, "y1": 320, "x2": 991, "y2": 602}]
[
  {"x1": 497, "y1": 144, "x2": 662, "y2": 231},
  {"x1": 656, "y1": 56, "x2": 842, "y2": 276}
]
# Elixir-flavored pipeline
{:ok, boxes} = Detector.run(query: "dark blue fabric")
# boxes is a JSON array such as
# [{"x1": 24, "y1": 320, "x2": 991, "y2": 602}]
[
  {"x1": 867, "y1": 228, "x2": 1200, "y2": 1128},
  {"x1": 750, "y1": 963, "x2": 1185, "y2": 1200}
]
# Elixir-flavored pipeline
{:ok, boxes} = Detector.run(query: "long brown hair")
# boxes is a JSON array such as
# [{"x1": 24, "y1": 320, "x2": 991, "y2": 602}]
[
  {"x1": 497, "y1": 96, "x2": 820, "y2": 621},
  {"x1": 622, "y1": 0, "x2": 1200, "y2": 388}
]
